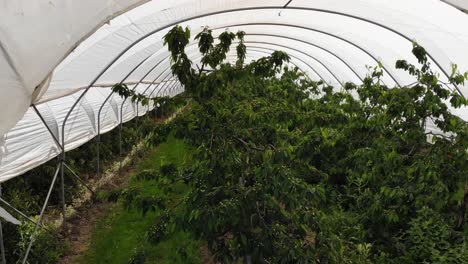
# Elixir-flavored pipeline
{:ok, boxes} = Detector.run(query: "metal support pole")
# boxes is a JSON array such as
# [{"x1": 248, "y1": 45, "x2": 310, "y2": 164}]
[
  {"x1": 117, "y1": 62, "x2": 181, "y2": 172},
  {"x1": 59, "y1": 159, "x2": 66, "y2": 231},
  {"x1": 63, "y1": 163, "x2": 95, "y2": 196},
  {"x1": 151, "y1": 78, "x2": 175, "y2": 117},
  {"x1": 96, "y1": 134, "x2": 100, "y2": 178},
  {"x1": 96, "y1": 54, "x2": 155, "y2": 178},
  {"x1": 161, "y1": 81, "x2": 176, "y2": 97},
  {"x1": 32, "y1": 105, "x2": 63, "y2": 152},
  {"x1": 135, "y1": 104, "x2": 140, "y2": 155},
  {"x1": 205, "y1": 8, "x2": 460, "y2": 90},
  {"x1": 13, "y1": 5, "x2": 463, "y2": 263},
  {"x1": 83, "y1": 5, "x2": 408, "y2": 91},
  {"x1": 138, "y1": 75, "x2": 176, "y2": 117},
  {"x1": 68, "y1": 7, "x2": 463, "y2": 147},
  {"x1": 147, "y1": 49, "x2": 291, "y2": 102},
  {"x1": 212, "y1": 22, "x2": 402, "y2": 86},
  {"x1": 168, "y1": 82, "x2": 180, "y2": 97},
  {"x1": 118, "y1": 56, "x2": 173, "y2": 172},
  {"x1": 227, "y1": 47, "x2": 324, "y2": 84},
  {"x1": 109, "y1": 31, "x2": 320, "y2": 165},
  {"x1": 247, "y1": 42, "x2": 343, "y2": 86},
  {"x1": 284, "y1": 0, "x2": 293, "y2": 8},
  {"x1": 244, "y1": 33, "x2": 365, "y2": 83},
  {"x1": 85, "y1": 3, "x2": 420, "y2": 163},
  {"x1": 36, "y1": 3, "x2": 433, "y2": 213},
  {"x1": 145, "y1": 50, "x2": 292, "y2": 107},
  {"x1": 181, "y1": 31, "x2": 367, "y2": 85},
  {"x1": 145, "y1": 53, "x2": 248, "y2": 109},
  {"x1": 22, "y1": 164, "x2": 61, "y2": 264},
  {"x1": 167, "y1": 83, "x2": 177, "y2": 97},
  {"x1": 33, "y1": 104, "x2": 68, "y2": 233},
  {"x1": 134, "y1": 74, "x2": 177, "y2": 154},
  {"x1": 0, "y1": 184, "x2": 6, "y2": 264},
  {"x1": 142, "y1": 70, "x2": 178, "y2": 115},
  {"x1": 0, "y1": 198, "x2": 50, "y2": 232},
  {"x1": 34, "y1": 103, "x2": 96, "y2": 231},
  {"x1": 247, "y1": 45, "x2": 334, "y2": 85},
  {"x1": 119, "y1": 120, "x2": 123, "y2": 174}
]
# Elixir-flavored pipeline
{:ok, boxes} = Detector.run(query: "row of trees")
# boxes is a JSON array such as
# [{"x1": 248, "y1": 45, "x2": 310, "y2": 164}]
[{"x1": 117, "y1": 26, "x2": 468, "y2": 263}]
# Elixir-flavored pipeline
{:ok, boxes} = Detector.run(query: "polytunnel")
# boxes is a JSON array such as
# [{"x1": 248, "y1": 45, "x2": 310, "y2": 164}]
[{"x1": 0, "y1": 0, "x2": 468, "y2": 262}]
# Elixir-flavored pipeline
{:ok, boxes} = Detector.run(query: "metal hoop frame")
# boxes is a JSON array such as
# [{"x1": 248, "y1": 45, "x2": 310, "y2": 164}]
[{"x1": 5, "y1": 1, "x2": 464, "y2": 262}]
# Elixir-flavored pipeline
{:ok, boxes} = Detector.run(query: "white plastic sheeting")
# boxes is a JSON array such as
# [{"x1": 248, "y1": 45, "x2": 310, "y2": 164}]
[
  {"x1": 0, "y1": 206, "x2": 20, "y2": 225},
  {"x1": 443, "y1": 0, "x2": 468, "y2": 13},
  {"x1": 0, "y1": 0, "x2": 468, "y2": 182},
  {"x1": 0, "y1": 0, "x2": 150, "y2": 136}
]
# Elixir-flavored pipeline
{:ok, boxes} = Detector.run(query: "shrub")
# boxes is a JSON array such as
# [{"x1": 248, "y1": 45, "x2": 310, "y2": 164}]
[
  {"x1": 16, "y1": 220, "x2": 66, "y2": 264},
  {"x1": 160, "y1": 164, "x2": 177, "y2": 178},
  {"x1": 133, "y1": 170, "x2": 158, "y2": 181},
  {"x1": 146, "y1": 212, "x2": 170, "y2": 244},
  {"x1": 128, "y1": 246, "x2": 146, "y2": 264}
]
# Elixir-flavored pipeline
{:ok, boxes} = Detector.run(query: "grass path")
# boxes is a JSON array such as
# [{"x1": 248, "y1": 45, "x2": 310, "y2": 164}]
[{"x1": 75, "y1": 135, "x2": 203, "y2": 264}]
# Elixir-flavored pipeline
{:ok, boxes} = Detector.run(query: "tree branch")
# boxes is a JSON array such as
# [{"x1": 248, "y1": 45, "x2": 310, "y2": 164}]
[{"x1": 234, "y1": 137, "x2": 265, "y2": 151}]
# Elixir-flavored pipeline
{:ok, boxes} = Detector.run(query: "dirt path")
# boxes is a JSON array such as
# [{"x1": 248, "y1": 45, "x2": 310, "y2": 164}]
[
  {"x1": 58, "y1": 165, "x2": 137, "y2": 264},
  {"x1": 58, "y1": 202, "x2": 109, "y2": 263},
  {"x1": 58, "y1": 104, "x2": 197, "y2": 263},
  {"x1": 57, "y1": 107, "x2": 191, "y2": 263}
]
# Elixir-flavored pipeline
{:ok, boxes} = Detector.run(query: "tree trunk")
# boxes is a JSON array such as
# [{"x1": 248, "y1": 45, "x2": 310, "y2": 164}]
[
  {"x1": 243, "y1": 255, "x2": 252, "y2": 264},
  {"x1": 456, "y1": 181, "x2": 468, "y2": 230}
]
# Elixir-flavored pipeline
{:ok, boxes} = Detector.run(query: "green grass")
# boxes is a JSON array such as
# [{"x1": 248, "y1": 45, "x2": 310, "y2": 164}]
[
  {"x1": 78, "y1": 135, "x2": 202, "y2": 264},
  {"x1": 137, "y1": 135, "x2": 193, "y2": 171}
]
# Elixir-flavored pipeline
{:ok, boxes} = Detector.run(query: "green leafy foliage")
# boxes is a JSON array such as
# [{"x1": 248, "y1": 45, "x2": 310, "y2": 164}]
[
  {"x1": 146, "y1": 211, "x2": 170, "y2": 244},
  {"x1": 160, "y1": 163, "x2": 178, "y2": 178},
  {"x1": 195, "y1": 27, "x2": 214, "y2": 55},
  {"x1": 114, "y1": 27, "x2": 247, "y2": 104},
  {"x1": 80, "y1": 135, "x2": 201, "y2": 264},
  {"x1": 17, "y1": 221, "x2": 66, "y2": 264},
  {"x1": 107, "y1": 26, "x2": 468, "y2": 263},
  {"x1": 156, "y1": 26, "x2": 468, "y2": 263},
  {"x1": 236, "y1": 31, "x2": 246, "y2": 66},
  {"x1": 128, "y1": 246, "x2": 147, "y2": 264},
  {"x1": 112, "y1": 82, "x2": 184, "y2": 108},
  {"x1": 134, "y1": 169, "x2": 159, "y2": 181},
  {"x1": 163, "y1": 25, "x2": 191, "y2": 62}
]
